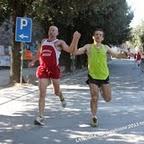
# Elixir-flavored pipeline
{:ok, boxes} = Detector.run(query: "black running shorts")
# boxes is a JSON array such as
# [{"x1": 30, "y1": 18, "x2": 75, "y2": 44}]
[{"x1": 86, "y1": 74, "x2": 109, "y2": 87}]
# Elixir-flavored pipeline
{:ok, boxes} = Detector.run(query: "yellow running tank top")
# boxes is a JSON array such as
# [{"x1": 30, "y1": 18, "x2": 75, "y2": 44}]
[{"x1": 88, "y1": 44, "x2": 109, "y2": 80}]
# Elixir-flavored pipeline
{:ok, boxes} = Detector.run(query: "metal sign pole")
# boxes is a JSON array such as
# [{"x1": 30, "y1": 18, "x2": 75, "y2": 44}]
[
  {"x1": 15, "y1": 17, "x2": 32, "y2": 84},
  {"x1": 20, "y1": 43, "x2": 24, "y2": 84}
]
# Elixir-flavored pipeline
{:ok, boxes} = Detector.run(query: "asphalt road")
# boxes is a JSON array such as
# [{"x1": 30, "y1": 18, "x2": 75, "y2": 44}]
[{"x1": 0, "y1": 59, "x2": 144, "y2": 144}]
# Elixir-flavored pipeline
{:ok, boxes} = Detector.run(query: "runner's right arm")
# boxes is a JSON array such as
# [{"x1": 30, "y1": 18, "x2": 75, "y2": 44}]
[{"x1": 107, "y1": 46, "x2": 128, "y2": 58}]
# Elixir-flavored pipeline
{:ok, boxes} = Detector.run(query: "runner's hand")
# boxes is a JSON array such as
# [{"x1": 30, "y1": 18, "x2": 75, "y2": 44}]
[
  {"x1": 28, "y1": 61, "x2": 35, "y2": 67},
  {"x1": 73, "y1": 31, "x2": 81, "y2": 40}
]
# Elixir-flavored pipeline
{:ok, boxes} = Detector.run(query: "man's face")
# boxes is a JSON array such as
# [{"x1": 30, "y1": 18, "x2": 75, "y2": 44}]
[
  {"x1": 48, "y1": 26, "x2": 59, "y2": 37},
  {"x1": 93, "y1": 30, "x2": 104, "y2": 43}
]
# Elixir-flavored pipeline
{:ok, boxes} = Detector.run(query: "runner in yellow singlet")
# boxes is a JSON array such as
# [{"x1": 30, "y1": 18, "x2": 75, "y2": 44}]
[{"x1": 74, "y1": 28, "x2": 127, "y2": 127}]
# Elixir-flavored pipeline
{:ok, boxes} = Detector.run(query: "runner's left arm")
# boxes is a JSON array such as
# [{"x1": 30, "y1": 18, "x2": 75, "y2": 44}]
[
  {"x1": 28, "y1": 43, "x2": 41, "y2": 67},
  {"x1": 107, "y1": 46, "x2": 128, "y2": 58}
]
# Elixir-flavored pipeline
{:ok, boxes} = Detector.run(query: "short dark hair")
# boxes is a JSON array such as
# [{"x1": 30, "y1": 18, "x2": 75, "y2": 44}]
[{"x1": 93, "y1": 28, "x2": 104, "y2": 36}]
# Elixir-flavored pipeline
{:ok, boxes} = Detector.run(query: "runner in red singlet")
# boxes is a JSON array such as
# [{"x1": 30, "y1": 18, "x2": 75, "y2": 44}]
[{"x1": 29, "y1": 26, "x2": 81, "y2": 125}]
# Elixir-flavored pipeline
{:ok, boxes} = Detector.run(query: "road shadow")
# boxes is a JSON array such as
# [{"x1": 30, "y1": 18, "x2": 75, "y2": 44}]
[{"x1": 0, "y1": 59, "x2": 144, "y2": 144}]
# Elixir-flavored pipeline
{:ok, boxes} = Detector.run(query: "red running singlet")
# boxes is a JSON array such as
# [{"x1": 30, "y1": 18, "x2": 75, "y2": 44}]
[{"x1": 36, "y1": 39, "x2": 61, "y2": 79}]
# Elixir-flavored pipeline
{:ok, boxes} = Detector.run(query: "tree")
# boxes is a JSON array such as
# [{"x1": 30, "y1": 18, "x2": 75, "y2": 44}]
[
  {"x1": 0, "y1": 0, "x2": 35, "y2": 83},
  {"x1": 130, "y1": 21, "x2": 144, "y2": 51},
  {"x1": 32, "y1": 0, "x2": 91, "y2": 72},
  {"x1": 0, "y1": 0, "x2": 134, "y2": 81},
  {"x1": 72, "y1": 0, "x2": 133, "y2": 68},
  {"x1": 140, "y1": 33, "x2": 144, "y2": 51},
  {"x1": 139, "y1": 21, "x2": 144, "y2": 51},
  {"x1": 73, "y1": 0, "x2": 133, "y2": 45},
  {"x1": 0, "y1": 19, "x2": 12, "y2": 46}
]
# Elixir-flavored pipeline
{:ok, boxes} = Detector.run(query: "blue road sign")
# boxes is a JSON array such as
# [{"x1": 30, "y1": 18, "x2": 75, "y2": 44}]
[{"x1": 15, "y1": 17, "x2": 32, "y2": 43}]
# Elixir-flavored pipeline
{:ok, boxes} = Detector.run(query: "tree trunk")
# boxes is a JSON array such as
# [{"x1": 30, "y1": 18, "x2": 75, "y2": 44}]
[{"x1": 10, "y1": 0, "x2": 25, "y2": 83}]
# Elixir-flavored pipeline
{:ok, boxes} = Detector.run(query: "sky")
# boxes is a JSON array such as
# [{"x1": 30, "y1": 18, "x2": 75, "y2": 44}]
[{"x1": 127, "y1": 0, "x2": 144, "y2": 27}]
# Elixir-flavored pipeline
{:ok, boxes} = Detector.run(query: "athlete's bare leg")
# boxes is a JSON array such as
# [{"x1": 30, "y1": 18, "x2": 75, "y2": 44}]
[
  {"x1": 51, "y1": 78, "x2": 66, "y2": 107},
  {"x1": 51, "y1": 78, "x2": 61, "y2": 96},
  {"x1": 101, "y1": 84, "x2": 112, "y2": 102},
  {"x1": 89, "y1": 83, "x2": 99, "y2": 117},
  {"x1": 38, "y1": 78, "x2": 49, "y2": 117},
  {"x1": 89, "y1": 83, "x2": 99, "y2": 127}
]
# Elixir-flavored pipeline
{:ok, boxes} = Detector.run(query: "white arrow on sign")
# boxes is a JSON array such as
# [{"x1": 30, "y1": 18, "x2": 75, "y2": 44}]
[{"x1": 19, "y1": 34, "x2": 28, "y2": 39}]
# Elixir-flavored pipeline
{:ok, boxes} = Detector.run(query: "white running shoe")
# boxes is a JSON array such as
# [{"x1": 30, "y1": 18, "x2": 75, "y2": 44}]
[
  {"x1": 90, "y1": 117, "x2": 98, "y2": 127},
  {"x1": 59, "y1": 95, "x2": 66, "y2": 108},
  {"x1": 34, "y1": 116, "x2": 45, "y2": 126},
  {"x1": 61, "y1": 99, "x2": 66, "y2": 108}
]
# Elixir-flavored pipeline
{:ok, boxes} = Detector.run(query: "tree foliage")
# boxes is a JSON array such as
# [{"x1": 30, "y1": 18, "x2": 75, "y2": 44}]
[
  {"x1": 130, "y1": 21, "x2": 144, "y2": 51},
  {"x1": 0, "y1": 0, "x2": 134, "y2": 82},
  {"x1": 31, "y1": 0, "x2": 133, "y2": 70},
  {"x1": 0, "y1": 0, "x2": 35, "y2": 83},
  {"x1": 72, "y1": 0, "x2": 133, "y2": 45}
]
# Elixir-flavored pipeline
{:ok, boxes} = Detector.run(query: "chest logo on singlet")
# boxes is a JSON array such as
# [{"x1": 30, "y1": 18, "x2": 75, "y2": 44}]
[
  {"x1": 41, "y1": 46, "x2": 53, "y2": 57},
  {"x1": 40, "y1": 44, "x2": 57, "y2": 67}
]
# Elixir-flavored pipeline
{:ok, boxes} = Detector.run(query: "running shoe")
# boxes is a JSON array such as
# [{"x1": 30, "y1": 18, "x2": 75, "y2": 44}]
[
  {"x1": 59, "y1": 95, "x2": 66, "y2": 108},
  {"x1": 34, "y1": 116, "x2": 45, "y2": 126},
  {"x1": 61, "y1": 98, "x2": 66, "y2": 108},
  {"x1": 90, "y1": 117, "x2": 98, "y2": 127}
]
